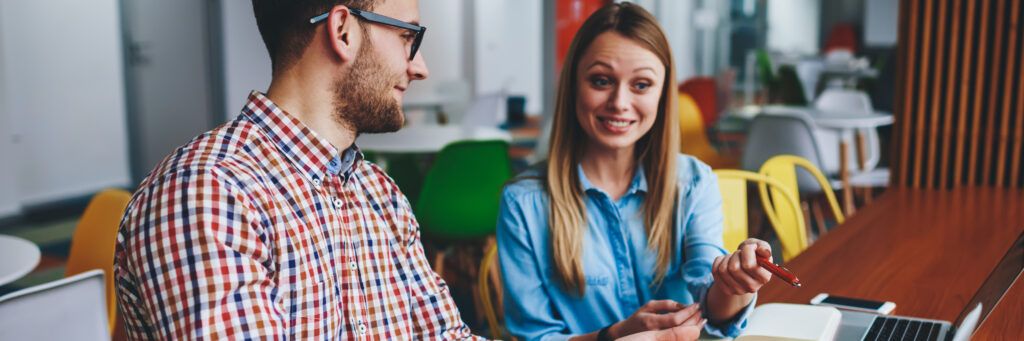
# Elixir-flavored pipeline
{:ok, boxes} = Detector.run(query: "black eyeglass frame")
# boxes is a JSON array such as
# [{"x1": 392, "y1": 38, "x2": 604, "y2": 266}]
[{"x1": 309, "y1": 8, "x2": 426, "y2": 61}]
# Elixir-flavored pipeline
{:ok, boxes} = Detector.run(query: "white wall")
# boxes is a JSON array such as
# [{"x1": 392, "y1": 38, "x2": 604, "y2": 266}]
[
  {"x1": 864, "y1": 0, "x2": 897, "y2": 47},
  {"x1": 0, "y1": 0, "x2": 130, "y2": 208},
  {"x1": 220, "y1": 0, "x2": 272, "y2": 119},
  {"x1": 0, "y1": 59, "x2": 17, "y2": 216},
  {"x1": 219, "y1": 0, "x2": 480, "y2": 117},
  {"x1": 403, "y1": 0, "x2": 468, "y2": 107},
  {"x1": 473, "y1": 0, "x2": 542, "y2": 114},
  {"x1": 767, "y1": 0, "x2": 821, "y2": 54}
]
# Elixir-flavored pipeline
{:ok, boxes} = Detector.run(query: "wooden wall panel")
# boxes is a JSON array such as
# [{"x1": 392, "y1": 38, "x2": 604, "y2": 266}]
[{"x1": 894, "y1": 0, "x2": 1024, "y2": 189}]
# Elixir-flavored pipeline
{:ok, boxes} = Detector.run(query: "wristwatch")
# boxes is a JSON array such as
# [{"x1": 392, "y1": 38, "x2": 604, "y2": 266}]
[{"x1": 596, "y1": 324, "x2": 615, "y2": 341}]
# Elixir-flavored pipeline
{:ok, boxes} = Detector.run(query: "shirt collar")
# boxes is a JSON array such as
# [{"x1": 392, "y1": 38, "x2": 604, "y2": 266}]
[
  {"x1": 240, "y1": 91, "x2": 362, "y2": 184},
  {"x1": 576, "y1": 163, "x2": 649, "y2": 196}
]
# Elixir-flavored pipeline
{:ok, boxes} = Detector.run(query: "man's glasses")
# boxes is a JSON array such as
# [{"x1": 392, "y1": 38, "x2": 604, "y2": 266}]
[{"x1": 310, "y1": 8, "x2": 426, "y2": 61}]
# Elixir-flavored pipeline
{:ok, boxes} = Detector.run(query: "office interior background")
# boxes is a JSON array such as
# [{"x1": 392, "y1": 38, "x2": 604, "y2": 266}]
[
  {"x1": 0, "y1": 0, "x2": 897, "y2": 221},
  {"x1": 8, "y1": 0, "x2": 1024, "y2": 338}
]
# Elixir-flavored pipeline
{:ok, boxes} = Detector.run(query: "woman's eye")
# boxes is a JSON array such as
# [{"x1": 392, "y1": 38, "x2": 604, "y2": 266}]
[
  {"x1": 634, "y1": 82, "x2": 651, "y2": 91},
  {"x1": 591, "y1": 77, "x2": 611, "y2": 87}
]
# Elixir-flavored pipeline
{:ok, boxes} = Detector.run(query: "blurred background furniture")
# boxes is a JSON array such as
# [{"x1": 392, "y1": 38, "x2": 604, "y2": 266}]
[
  {"x1": 714, "y1": 169, "x2": 807, "y2": 261},
  {"x1": 679, "y1": 94, "x2": 738, "y2": 169},
  {"x1": 0, "y1": 235, "x2": 40, "y2": 287},
  {"x1": 0, "y1": 269, "x2": 109, "y2": 340},
  {"x1": 759, "y1": 155, "x2": 845, "y2": 242},
  {"x1": 64, "y1": 189, "x2": 131, "y2": 332}
]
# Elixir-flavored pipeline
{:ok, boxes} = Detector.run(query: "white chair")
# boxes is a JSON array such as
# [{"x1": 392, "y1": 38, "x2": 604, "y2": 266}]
[
  {"x1": 0, "y1": 269, "x2": 109, "y2": 340},
  {"x1": 742, "y1": 110, "x2": 833, "y2": 191},
  {"x1": 813, "y1": 89, "x2": 889, "y2": 188}
]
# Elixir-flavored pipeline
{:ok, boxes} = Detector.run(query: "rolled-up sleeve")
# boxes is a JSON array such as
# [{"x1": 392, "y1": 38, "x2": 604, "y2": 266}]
[{"x1": 679, "y1": 162, "x2": 755, "y2": 338}]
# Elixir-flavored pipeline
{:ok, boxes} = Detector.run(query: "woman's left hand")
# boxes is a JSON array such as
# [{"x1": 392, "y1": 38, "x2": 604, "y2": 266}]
[{"x1": 711, "y1": 238, "x2": 773, "y2": 295}]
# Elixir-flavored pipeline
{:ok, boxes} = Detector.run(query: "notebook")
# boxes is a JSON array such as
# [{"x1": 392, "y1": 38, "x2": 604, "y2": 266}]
[{"x1": 735, "y1": 303, "x2": 842, "y2": 341}]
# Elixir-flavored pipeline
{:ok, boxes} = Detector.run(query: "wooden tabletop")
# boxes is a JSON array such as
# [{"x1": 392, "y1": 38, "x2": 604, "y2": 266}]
[
  {"x1": 972, "y1": 271, "x2": 1024, "y2": 337},
  {"x1": 757, "y1": 188, "x2": 1024, "y2": 337}
]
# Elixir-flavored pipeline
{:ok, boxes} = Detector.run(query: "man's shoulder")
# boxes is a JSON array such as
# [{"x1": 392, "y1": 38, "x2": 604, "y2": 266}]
[{"x1": 140, "y1": 118, "x2": 269, "y2": 189}]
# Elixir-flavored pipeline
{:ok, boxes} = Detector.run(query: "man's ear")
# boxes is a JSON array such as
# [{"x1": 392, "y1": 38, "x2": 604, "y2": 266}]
[{"x1": 326, "y1": 5, "x2": 359, "y2": 64}]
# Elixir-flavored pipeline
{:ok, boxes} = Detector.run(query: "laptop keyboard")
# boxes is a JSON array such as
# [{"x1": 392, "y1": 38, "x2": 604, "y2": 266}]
[{"x1": 864, "y1": 316, "x2": 943, "y2": 341}]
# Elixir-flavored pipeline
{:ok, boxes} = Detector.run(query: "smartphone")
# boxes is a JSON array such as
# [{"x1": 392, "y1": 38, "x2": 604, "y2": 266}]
[{"x1": 810, "y1": 293, "x2": 896, "y2": 314}]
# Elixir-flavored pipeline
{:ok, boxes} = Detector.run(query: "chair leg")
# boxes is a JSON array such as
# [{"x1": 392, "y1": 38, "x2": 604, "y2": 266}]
[
  {"x1": 839, "y1": 140, "x2": 856, "y2": 215},
  {"x1": 861, "y1": 186, "x2": 874, "y2": 204},
  {"x1": 433, "y1": 251, "x2": 446, "y2": 278},
  {"x1": 801, "y1": 201, "x2": 814, "y2": 243},
  {"x1": 811, "y1": 200, "x2": 828, "y2": 238}
]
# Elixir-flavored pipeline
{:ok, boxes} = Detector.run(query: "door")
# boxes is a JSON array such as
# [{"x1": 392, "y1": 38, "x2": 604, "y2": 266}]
[{"x1": 121, "y1": 0, "x2": 220, "y2": 182}]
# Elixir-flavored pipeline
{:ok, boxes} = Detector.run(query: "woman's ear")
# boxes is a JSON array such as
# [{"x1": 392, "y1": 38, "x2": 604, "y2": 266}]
[{"x1": 326, "y1": 5, "x2": 359, "y2": 64}]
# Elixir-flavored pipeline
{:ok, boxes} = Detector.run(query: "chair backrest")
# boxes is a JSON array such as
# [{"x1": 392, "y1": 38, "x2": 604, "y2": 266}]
[
  {"x1": 679, "y1": 77, "x2": 719, "y2": 128},
  {"x1": 714, "y1": 170, "x2": 808, "y2": 260},
  {"x1": 815, "y1": 88, "x2": 873, "y2": 114},
  {"x1": 679, "y1": 94, "x2": 736, "y2": 168},
  {"x1": 478, "y1": 242, "x2": 504, "y2": 340},
  {"x1": 823, "y1": 23, "x2": 857, "y2": 54},
  {"x1": 759, "y1": 155, "x2": 846, "y2": 230},
  {"x1": 0, "y1": 269, "x2": 110, "y2": 340},
  {"x1": 741, "y1": 110, "x2": 827, "y2": 191},
  {"x1": 416, "y1": 140, "x2": 512, "y2": 240},
  {"x1": 814, "y1": 89, "x2": 882, "y2": 171},
  {"x1": 679, "y1": 93, "x2": 713, "y2": 152},
  {"x1": 65, "y1": 188, "x2": 131, "y2": 331}
]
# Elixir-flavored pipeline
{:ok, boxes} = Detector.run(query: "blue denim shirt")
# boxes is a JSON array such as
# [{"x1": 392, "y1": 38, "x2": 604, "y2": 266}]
[{"x1": 496, "y1": 155, "x2": 754, "y2": 340}]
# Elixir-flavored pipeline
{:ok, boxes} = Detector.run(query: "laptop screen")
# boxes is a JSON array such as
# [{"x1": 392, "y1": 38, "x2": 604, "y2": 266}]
[{"x1": 951, "y1": 229, "x2": 1024, "y2": 328}]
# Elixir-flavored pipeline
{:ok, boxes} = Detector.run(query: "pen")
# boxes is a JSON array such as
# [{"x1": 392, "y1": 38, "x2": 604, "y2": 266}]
[{"x1": 757, "y1": 256, "x2": 801, "y2": 287}]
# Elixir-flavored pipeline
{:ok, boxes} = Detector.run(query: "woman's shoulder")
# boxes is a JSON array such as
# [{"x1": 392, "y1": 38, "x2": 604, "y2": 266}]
[
  {"x1": 502, "y1": 165, "x2": 548, "y2": 202},
  {"x1": 675, "y1": 153, "x2": 715, "y2": 182}
]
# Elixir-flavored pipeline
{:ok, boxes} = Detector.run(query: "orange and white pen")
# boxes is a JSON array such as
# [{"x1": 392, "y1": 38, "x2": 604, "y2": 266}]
[{"x1": 757, "y1": 256, "x2": 801, "y2": 287}]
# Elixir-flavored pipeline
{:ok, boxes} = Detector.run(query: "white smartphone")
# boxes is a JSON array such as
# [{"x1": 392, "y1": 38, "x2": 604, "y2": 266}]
[{"x1": 810, "y1": 293, "x2": 896, "y2": 315}]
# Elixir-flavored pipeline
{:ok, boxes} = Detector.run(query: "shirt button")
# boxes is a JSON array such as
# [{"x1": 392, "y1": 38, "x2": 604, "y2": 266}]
[
  {"x1": 334, "y1": 198, "x2": 344, "y2": 208},
  {"x1": 358, "y1": 324, "x2": 367, "y2": 334},
  {"x1": 312, "y1": 178, "x2": 321, "y2": 186},
  {"x1": 349, "y1": 262, "x2": 357, "y2": 270}
]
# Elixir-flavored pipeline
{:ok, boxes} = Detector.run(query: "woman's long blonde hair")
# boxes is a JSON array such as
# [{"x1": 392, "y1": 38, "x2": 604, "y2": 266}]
[{"x1": 546, "y1": 2, "x2": 680, "y2": 295}]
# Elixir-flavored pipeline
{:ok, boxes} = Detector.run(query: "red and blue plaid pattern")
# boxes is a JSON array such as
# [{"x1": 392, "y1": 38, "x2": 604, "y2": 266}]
[{"x1": 114, "y1": 91, "x2": 479, "y2": 340}]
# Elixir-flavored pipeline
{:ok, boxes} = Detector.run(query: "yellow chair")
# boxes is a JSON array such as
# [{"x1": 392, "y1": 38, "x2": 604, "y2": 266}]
[
  {"x1": 478, "y1": 241, "x2": 504, "y2": 339},
  {"x1": 679, "y1": 94, "x2": 737, "y2": 169},
  {"x1": 65, "y1": 189, "x2": 132, "y2": 332},
  {"x1": 714, "y1": 170, "x2": 808, "y2": 260},
  {"x1": 758, "y1": 155, "x2": 845, "y2": 240}
]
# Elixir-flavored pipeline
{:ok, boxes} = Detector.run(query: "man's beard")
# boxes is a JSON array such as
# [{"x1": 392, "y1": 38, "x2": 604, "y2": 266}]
[{"x1": 334, "y1": 43, "x2": 404, "y2": 134}]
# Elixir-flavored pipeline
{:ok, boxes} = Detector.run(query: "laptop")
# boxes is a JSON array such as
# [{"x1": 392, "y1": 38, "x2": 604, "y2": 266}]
[{"x1": 836, "y1": 230, "x2": 1024, "y2": 341}]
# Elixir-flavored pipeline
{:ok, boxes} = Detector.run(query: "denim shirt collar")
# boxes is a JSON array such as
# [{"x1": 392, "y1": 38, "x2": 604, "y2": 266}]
[{"x1": 576, "y1": 163, "x2": 649, "y2": 197}]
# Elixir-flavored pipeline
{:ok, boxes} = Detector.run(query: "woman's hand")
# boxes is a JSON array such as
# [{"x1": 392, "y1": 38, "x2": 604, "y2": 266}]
[
  {"x1": 615, "y1": 317, "x2": 706, "y2": 341},
  {"x1": 606, "y1": 300, "x2": 703, "y2": 339},
  {"x1": 711, "y1": 238, "x2": 773, "y2": 295}
]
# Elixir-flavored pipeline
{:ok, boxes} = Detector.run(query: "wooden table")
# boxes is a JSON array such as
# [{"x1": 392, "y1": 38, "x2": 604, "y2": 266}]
[
  {"x1": 757, "y1": 188, "x2": 1024, "y2": 338},
  {"x1": 972, "y1": 272, "x2": 1024, "y2": 337},
  {"x1": 0, "y1": 235, "x2": 41, "y2": 286}
]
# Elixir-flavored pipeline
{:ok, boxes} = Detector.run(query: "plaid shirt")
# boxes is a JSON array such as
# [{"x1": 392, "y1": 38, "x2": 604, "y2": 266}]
[{"x1": 115, "y1": 91, "x2": 480, "y2": 340}]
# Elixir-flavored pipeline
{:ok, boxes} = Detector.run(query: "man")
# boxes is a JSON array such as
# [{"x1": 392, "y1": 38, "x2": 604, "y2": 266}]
[{"x1": 114, "y1": 0, "x2": 481, "y2": 338}]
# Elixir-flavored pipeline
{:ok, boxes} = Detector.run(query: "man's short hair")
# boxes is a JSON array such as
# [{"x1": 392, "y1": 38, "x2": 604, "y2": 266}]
[{"x1": 252, "y1": 0, "x2": 378, "y2": 73}]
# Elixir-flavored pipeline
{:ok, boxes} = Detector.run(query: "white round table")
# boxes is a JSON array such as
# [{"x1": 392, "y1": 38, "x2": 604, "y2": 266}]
[
  {"x1": 356, "y1": 125, "x2": 512, "y2": 153},
  {"x1": 0, "y1": 235, "x2": 41, "y2": 286}
]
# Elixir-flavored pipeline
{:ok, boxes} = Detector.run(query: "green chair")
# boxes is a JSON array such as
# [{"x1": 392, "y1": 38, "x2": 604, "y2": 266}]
[{"x1": 416, "y1": 139, "x2": 512, "y2": 243}]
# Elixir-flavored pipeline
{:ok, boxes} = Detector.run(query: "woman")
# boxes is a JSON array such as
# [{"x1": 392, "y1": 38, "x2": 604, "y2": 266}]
[{"x1": 496, "y1": 3, "x2": 773, "y2": 340}]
